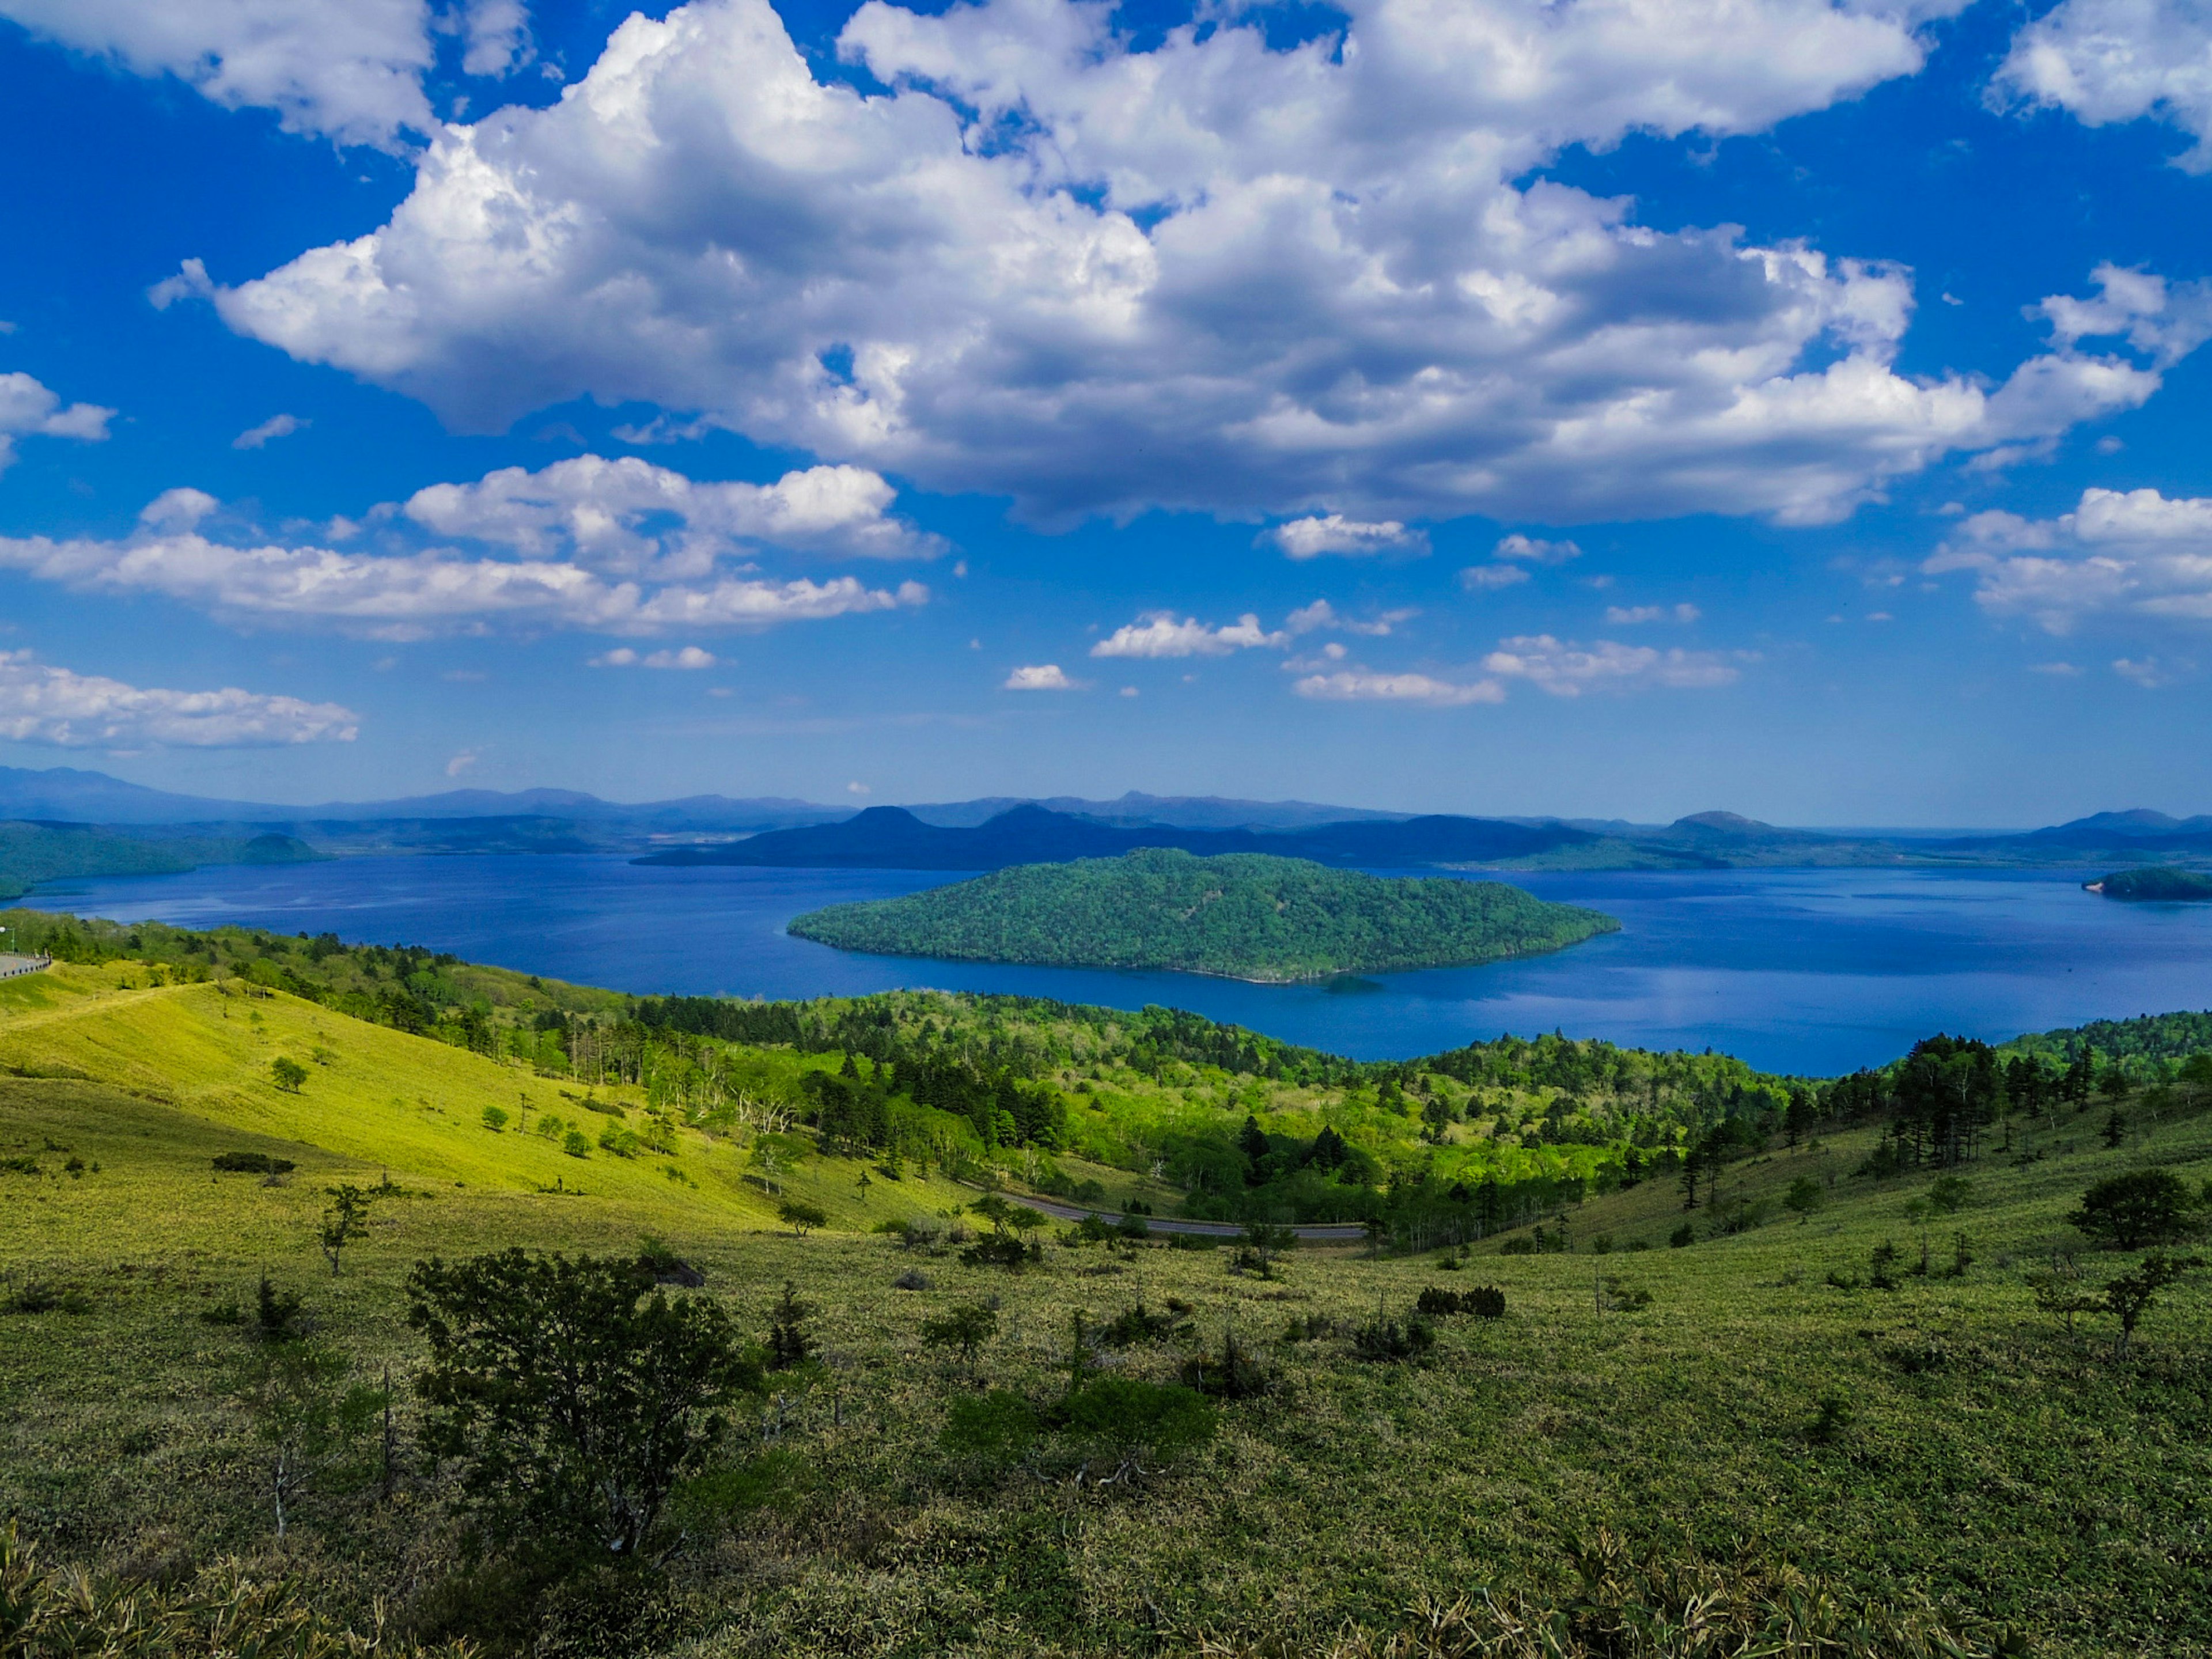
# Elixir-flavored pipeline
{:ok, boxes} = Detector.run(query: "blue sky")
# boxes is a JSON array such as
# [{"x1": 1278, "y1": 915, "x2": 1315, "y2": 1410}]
[{"x1": 0, "y1": 0, "x2": 2207, "y2": 824}]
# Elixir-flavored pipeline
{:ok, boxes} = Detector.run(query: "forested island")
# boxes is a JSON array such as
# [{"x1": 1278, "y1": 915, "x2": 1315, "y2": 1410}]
[
  {"x1": 2088, "y1": 867, "x2": 2212, "y2": 901},
  {"x1": 786, "y1": 847, "x2": 1616, "y2": 980}
]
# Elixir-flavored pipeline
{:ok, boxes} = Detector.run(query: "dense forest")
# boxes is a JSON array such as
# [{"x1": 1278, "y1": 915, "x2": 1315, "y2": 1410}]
[
  {"x1": 786, "y1": 849, "x2": 1617, "y2": 980},
  {"x1": 0, "y1": 822, "x2": 317, "y2": 902}
]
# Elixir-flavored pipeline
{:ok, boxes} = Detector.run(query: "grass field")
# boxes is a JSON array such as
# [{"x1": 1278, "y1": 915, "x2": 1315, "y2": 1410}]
[{"x1": 3, "y1": 962, "x2": 2210, "y2": 1657}]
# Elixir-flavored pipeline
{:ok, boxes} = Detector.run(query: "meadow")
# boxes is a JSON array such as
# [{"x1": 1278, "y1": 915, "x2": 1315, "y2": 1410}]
[{"x1": 2, "y1": 942, "x2": 2209, "y2": 1658}]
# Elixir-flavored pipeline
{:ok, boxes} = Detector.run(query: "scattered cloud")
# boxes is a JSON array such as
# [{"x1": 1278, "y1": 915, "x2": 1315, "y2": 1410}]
[
  {"x1": 2113, "y1": 655, "x2": 2184, "y2": 687},
  {"x1": 1285, "y1": 600, "x2": 1414, "y2": 637},
  {"x1": 233, "y1": 413, "x2": 308, "y2": 450},
  {"x1": 1268, "y1": 517, "x2": 1430, "y2": 560},
  {"x1": 1495, "y1": 534, "x2": 1583, "y2": 564},
  {"x1": 847, "y1": 780, "x2": 871, "y2": 794},
  {"x1": 1091, "y1": 612, "x2": 1286, "y2": 658},
  {"x1": 0, "y1": 487, "x2": 930, "y2": 640},
  {"x1": 185, "y1": 0, "x2": 2184, "y2": 530},
  {"x1": 1924, "y1": 485, "x2": 2212, "y2": 634},
  {"x1": 1460, "y1": 563, "x2": 1532, "y2": 591},
  {"x1": 1604, "y1": 603, "x2": 1702, "y2": 624},
  {"x1": 2031, "y1": 660, "x2": 2082, "y2": 675},
  {"x1": 0, "y1": 370, "x2": 114, "y2": 471},
  {"x1": 1293, "y1": 669, "x2": 1504, "y2": 707},
  {"x1": 1119, "y1": 685, "x2": 1138, "y2": 697},
  {"x1": 1996, "y1": 0, "x2": 2212, "y2": 170},
  {"x1": 445, "y1": 749, "x2": 479, "y2": 777},
  {"x1": 1003, "y1": 663, "x2": 1077, "y2": 690},
  {"x1": 0, "y1": 649, "x2": 358, "y2": 747},
  {"x1": 593, "y1": 645, "x2": 718, "y2": 669},
  {"x1": 1482, "y1": 635, "x2": 1744, "y2": 696}
]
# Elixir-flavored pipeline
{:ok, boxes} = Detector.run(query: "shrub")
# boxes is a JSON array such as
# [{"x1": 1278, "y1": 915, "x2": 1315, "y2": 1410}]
[
  {"x1": 1167, "y1": 1232, "x2": 1218, "y2": 1252},
  {"x1": 212, "y1": 1152, "x2": 297, "y2": 1175},
  {"x1": 2070, "y1": 1169, "x2": 2200, "y2": 1249},
  {"x1": 561, "y1": 1129, "x2": 592, "y2": 1159},
  {"x1": 407, "y1": 1248, "x2": 761, "y2": 1560},
  {"x1": 961, "y1": 1233, "x2": 1039, "y2": 1270},
  {"x1": 1668, "y1": 1222, "x2": 1696, "y2": 1248},
  {"x1": 922, "y1": 1301, "x2": 999, "y2": 1374},
  {"x1": 1417, "y1": 1284, "x2": 1506, "y2": 1319},
  {"x1": 1353, "y1": 1313, "x2": 1435, "y2": 1362},
  {"x1": 637, "y1": 1238, "x2": 705, "y2": 1287},
  {"x1": 270, "y1": 1056, "x2": 307, "y2": 1093},
  {"x1": 764, "y1": 1281, "x2": 817, "y2": 1370},
  {"x1": 480, "y1": 1105, "x2": 509, "y2": 1132},
  {"x1": 1183, "y1": 1327, "x2": 1270, "y2": 1399},
  {"x1": 1098, "y1": 1302, "x2": 1190, "y2": 1347},
  {"x1": 941, "y1": 1390, "x2": 1039, "y2": 1464},
  {"x1": 1061, "y1": 1377, "x2": 1216, "y2": 1478},
  {"x1": 1928, "y1": 1173, "x2": 1972, "y2": 1213},
  {"x1": 893, "y1": 1268, "x2": 933, "y2": 1291}
]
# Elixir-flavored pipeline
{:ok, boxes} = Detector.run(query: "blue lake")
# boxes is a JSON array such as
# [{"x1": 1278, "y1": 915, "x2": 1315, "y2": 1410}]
[{"x1": 20, "y1": 856, "x2": 2212, "y2": 1075}]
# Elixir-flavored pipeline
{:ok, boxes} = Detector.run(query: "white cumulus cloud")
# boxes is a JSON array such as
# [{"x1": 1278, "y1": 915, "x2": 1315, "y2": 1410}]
[
  {"x1": 1003, "y1": 662, "x2": 1077, "y2": 690},
  {"x1": 0, "y1": 649, "x2": 358, "y2": 747},
  {"x1": 1268, "y1": 516, "x2": 1431, "y2": 560},
  {"x1": 0, "y1": 486, "x2": 928, "y2": 640},
  {"x1": 402, "y1": 454, "x2": 944, "y2": 572},
  {"x1": 1090, "y1": 612, "x2": 1286, "y2": 658},
  {"x1": 0, "y1": 0, "x2": 441, "y2": 149},
  {"x1": 174, "y1": 0, "x2": 2181, "y2": 531},
  {"x1": 0, "y1": 370, "x2": 114, "y2": 471},
  {"x1": 1482, "y1": 635, "x2": 1743, "y2": 695},
  {"x1": 1460, "y1": 564, "x2": 1532, "y2": 590},
  {"x1": 1494, "y1": 534, "x2": 1584, "y2": 563},
  {"x1": 592, "y1": 645, "x2": 718, "y2": 669},
  {"x1": 1293, "y1": 669, "x2": 1505, "y2": 707},
  {"x1": 1924, "y1": 486, "x2": 2212, "y2": 634},
  {"x1": 1995, "y1": 0, "x2": 2212, "y2": 170}
]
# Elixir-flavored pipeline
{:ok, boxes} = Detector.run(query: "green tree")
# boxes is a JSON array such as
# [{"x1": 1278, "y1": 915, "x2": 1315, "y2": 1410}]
[
  {"x1": 2100, "y1": 1253, "x2": 2205, "y2": 1359},
  {"x1": 1783, "y1": 1176, "x2": 1824, "y2": 1222},
  {"x1": 764, "y1": 1281, "x2": 817, "y2": 1371},
  {"x1": 233, "y1": 1342, "x2": 384, "y2": 1539},
  {"x1": 406, "y1": 1249, "x2": 760, "y2": 1559},
  {"x1": 318, "y1": 1184, "x2": 371, "y2": 1275},
  {"x1": 777, "y1": 1199, "x2": 828, "y2": 1236},
  {"x1": 921, "y1": 1302, "x2": 999, "y2": 1378},
  {"x1": 270, "y1": 1056, "x2": 307, "y2": 1093},
  {"x1": 2070, "y1": 1169, "x2": 2200, "y2": 1249}
]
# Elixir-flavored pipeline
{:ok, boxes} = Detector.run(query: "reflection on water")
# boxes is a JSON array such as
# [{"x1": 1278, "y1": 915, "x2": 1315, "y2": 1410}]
[{"x1": 23, "y1": 855, "x2": 2212, "y2": 1075}]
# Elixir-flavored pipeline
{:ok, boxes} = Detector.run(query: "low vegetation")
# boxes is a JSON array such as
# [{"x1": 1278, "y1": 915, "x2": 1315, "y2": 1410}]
[{"x1": 1, "y1": 913, "x2": 2208, "y2": 1657}]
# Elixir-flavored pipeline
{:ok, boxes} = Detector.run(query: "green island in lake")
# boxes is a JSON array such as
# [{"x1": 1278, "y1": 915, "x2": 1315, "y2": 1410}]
[
  {"x1": 787, "y1": 847, "x2": 1618, "y2": 980},
  {"x1": 2087, "y1": 866, "x2": 2212, "y2": 901}
]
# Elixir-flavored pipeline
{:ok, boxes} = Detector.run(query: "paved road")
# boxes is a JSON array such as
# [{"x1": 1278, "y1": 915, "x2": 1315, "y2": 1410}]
[
  {"x1": 964, "y1": 1184, "x2": 1369, "y2": 1243},
  {"x1": 0, "y1": 953, "x2": 50, "y2": 981}
]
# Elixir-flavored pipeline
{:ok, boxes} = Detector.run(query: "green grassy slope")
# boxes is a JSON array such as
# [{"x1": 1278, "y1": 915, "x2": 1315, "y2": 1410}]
[
  {"x1": 2, "y1": 958, "x2": 2209, "y2": 1656},
  {"x1": 789, "y1": 848, "x2": 1618, "y2": 980}
]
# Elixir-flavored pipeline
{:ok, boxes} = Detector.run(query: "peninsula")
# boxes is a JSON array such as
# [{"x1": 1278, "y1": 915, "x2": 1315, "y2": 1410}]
[
  {"x1": 786, "y1": 847, "x2": 1618, "y2": 981},
  {"x1": 2086, "y1": 867, "x2": 2212, "y2": 901}
]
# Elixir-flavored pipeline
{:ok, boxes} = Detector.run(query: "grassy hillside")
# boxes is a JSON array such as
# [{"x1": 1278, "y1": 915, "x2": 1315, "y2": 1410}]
[
  {"x1": 789, "y1": 849, "x2": 1615, "y2": 980},
  {"x1": 2, "y1": 931, "x2": 2210, "y2": 1657}
]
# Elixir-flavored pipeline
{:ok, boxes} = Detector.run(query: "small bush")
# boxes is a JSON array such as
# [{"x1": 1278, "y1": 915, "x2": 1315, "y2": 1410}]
[
  {"x1": 1669, "y1": 1222, "x2": 1696, "y2": 1248},
  {"x1": 1807, "y1": 1392, "x2": 1854, "y2": 1445},
  {"x1": 1167, "y1": 1232, "x2": 1218, "y2": 1252},
  {"x1": 211, "y1": 1152, "x2": 297, "y2": 1175},
  {"x1": 480, "y1": 1105, "x2": 509, "y2": 1132},
  {"x1": 560, "y1": 1129, "x2": 592, "y2": 1159},
  {"x1": 1352, "y1": 1313, "x2": 1435, "y2": 1362},
  {"x1": 637, "y1": 1238, "x2": 705, "y2": 1287},
  {"x1": 1097, "y1": 1302, "x2": 1190, "y2": 1347},
  {"x1": 893, "y1": 1268, "x2": 933, "y2": 1291},
  {"x1": 1417, "y1": 1284, "x2": 1506, "y2": 1319}
]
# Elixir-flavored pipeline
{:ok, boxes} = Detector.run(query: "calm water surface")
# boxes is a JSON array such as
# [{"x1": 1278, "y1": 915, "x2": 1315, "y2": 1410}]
[{"x1": 23, "y1": 857, "x2": 2212, "y2": 1074}]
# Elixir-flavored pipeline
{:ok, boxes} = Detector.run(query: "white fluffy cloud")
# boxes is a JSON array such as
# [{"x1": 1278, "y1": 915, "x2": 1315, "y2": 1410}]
[
  {"x1": 0, "y1": 0, "x2": 537, "y2": 149},
  {"x1": 0, "y1": 650, "x2": 358, "y2": 747},
  {"x1": 1996, "y1": 0, "x2": 2212, "y2": 169},
  {"x1": 1268, "y1": 516, "x2": 1430, "y2": 560},
  {"x1": 401, "y1": 454, "x2": 944, "y2": 573},
  {"x1": 1003, "y1": 663, "x2": 1077, "y2": 690},
  {"x1": 1925, "y1": 486, "x2": 2212, "y2": 634},
  {"x1": 181, "y1": 0, "x2": 2180, "y2": 529},
  {"x1": 1482, "y1": 635, "x2": 1743, "y2": 694},
  {"x1": 1460, "y1": 563, "x2": 1532, "y2": 590},
  {"x1": 1293, "y1": 669, "x2": 1505, "y2": 707},
  {"x1": 1494, "y1": 534, "x2": 1583, "y2": 563},
  {"x1": 0, "y1": 483, "x2": 928, "y2": 640},
  {"x1": 0, "y1": 370, "x2": 114, "y2": 470},
  {"x1": 0, "y1": 0, "x2": 435, "y2": 149},
  {"x1": 1090, "y1": 612, "x2": 1286, "y2": 658}
]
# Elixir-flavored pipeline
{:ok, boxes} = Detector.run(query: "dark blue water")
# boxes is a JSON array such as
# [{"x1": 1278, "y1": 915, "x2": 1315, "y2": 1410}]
[{"x1": 21, "y1": 857, "x2": 2212, "y2": 1075}]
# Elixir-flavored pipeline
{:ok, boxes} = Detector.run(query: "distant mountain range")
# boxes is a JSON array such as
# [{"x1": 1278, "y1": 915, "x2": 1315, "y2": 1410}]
[{"x1": 3, "y1": 764, "x2": 2210, "y2": 878}]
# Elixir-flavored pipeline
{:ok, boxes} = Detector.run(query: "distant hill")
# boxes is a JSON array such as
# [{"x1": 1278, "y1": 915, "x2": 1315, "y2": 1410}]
[
  {"x1": 638, "y1": 804, "x2": 1599, "y2": 871},
  {"x1": 787, "y1": 848, "x2": 1619, "y2": 981},
  {"x1": 903, "y1": 790, "x2": 1412, "y2": 830},
  {"x1": 0, "y1": 821, "x2": 319, "y2": 902}
]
